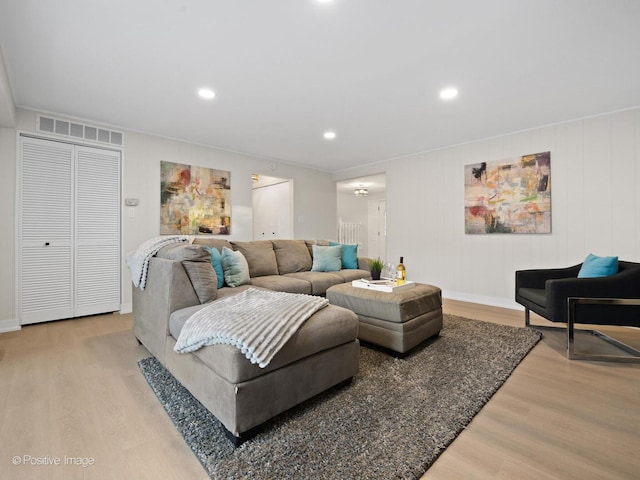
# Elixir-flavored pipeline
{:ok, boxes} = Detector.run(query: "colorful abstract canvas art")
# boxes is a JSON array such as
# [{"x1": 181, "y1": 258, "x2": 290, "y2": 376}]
[
  {"x1": 464, "y1": 151, "x2": 551, "y2": 234},
  {"x1": 160, "y1": 161, "x2": 231, "y2": 235}
]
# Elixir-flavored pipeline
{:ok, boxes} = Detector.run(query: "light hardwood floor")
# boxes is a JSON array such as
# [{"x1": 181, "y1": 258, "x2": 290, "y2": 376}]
[{"x1": 0, "y1": 301, "x2": 637, "y2": 480}]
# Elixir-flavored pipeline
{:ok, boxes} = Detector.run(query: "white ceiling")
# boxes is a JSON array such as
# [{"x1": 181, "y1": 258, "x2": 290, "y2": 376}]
[{"x1": 1, "y1": 1, "x2": 639, "y2": 173}]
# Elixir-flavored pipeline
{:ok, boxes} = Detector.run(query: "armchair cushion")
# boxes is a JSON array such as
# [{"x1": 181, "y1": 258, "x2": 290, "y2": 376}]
[{"x1": 577, "y1": 253, "x2": 618, "y2": 278}]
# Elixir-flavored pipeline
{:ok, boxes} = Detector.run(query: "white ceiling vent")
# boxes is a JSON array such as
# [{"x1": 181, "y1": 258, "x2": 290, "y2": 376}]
[{"x1": 36, "y1": 115, "x2": 124, "y2": 147}]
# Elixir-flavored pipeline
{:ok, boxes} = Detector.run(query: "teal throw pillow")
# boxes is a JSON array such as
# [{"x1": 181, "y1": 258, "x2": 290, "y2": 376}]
[
  {"x1": 330, "y1": 241, "x2": 358, "y2": 269},
  {"x1": 311, "y1": 245, "x2": 342, "y2": 272},
  {"x1": 577, "y1": 253, "x2": 618, "y2": 278},
  {"x1": 203, "y1": 246, "x2": 225, "y2": 288},
  {"x1": 221, "y1": 246, "x2": 250, "y2": 287}
]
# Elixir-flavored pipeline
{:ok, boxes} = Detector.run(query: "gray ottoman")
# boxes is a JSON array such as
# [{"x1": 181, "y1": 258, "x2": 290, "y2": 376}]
[{"x1": 326, "y1": 283, "x2": 443, "y2": 354}]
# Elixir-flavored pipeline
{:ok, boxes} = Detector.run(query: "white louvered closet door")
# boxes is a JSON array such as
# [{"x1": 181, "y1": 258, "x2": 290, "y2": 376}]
[
  {"x1": 20, "y1": 137, "x2": 75, "y2": 323},
  {"x1": 75, "y1": 146, "x2": 121, "y2": 317},
  {"x1": 19, "y1": 136, "x2": 121, "y2": 324}
]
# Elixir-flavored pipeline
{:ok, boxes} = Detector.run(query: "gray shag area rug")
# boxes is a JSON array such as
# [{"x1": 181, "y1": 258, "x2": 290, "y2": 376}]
[{"x1": 138, "y1": 315, "x2": 541, "y2": 479}]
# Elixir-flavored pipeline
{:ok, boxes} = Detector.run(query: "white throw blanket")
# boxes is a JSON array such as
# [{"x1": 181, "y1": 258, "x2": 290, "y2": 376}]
[
  {"x1": 125, "y1": 235, "x2": 189, "y2": 290},
  {"x1": 174, "y1": 288, "x2": 329, "y2": 368}
]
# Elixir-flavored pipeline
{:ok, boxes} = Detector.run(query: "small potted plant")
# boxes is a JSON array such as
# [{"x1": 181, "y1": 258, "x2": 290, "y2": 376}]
[{"x1": 368, "y1": 257, "x2": 384, "y2": 280}]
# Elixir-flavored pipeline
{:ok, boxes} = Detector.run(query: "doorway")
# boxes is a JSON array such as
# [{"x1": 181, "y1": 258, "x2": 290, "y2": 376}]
[
  {"x1": 252, "y1": 174, "x2": 293, "y2": 240},
  {"x1": 336, "y1": 173, "x2": 386, "y2": 259}
]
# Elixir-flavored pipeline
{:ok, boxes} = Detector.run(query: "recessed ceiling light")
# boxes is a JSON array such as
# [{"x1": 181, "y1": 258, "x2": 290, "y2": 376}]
[
  {"x1": 316, "y1": 0, "x2": 334, "y2": 3},
  {"x1": 323, "y1": 131, "x2": 336, "y2": 140},
  {"x1": 198, "y1": 88, "x2": 215, "y2": 100},
  {"x1": 439, "y1": 87, "x2": 458, "y2": 100}
]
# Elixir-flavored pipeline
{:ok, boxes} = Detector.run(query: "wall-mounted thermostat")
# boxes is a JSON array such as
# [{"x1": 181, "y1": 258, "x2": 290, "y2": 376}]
[{"x1": 125, "y1": 198, "x2": 139, "y2": 206}]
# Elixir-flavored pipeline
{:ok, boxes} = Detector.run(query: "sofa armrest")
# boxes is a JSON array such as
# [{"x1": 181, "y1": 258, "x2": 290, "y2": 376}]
[
  {"x1": 357, "y1": 257, "x2": 371, "y2": 271},
  {"x1": 132, "y1": 257, "x2": 200, "y2": 363}
]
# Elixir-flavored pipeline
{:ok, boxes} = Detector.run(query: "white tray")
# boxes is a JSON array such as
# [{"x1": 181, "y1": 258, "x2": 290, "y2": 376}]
[{"x1": 352, "y1": 279, "x2": 416, "y2": 293}]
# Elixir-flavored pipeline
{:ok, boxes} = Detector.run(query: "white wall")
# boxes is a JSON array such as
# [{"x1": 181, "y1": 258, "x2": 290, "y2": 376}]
[
  {"x1": 0, "y1": 127, "x2": 16, "y2": 331},
  {"x1": 0, "y1": 48, "x2": 15, "y2": 128},
  {"x1": 1, "y1": 108, "x2": 337, "y2": 329},
  {"x1": 336, "y1": 107, "x2": 640, "y2": 309},
  {"x1": 4, "y1": 105, "x2": 639, "y2": 327}
]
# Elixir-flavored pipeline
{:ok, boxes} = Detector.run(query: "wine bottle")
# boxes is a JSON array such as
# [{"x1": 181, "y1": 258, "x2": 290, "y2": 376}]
[{"x1": 396, "y1": 256, "x2": 406, "y2": 285}]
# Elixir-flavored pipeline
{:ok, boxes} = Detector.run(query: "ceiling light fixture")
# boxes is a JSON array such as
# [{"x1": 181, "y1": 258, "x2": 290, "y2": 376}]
[
  {"x1": 354, "y1": 187, "x2": 368, "y2": 197},
  {"x1": 198, "y1": 88, "x2": 216, "y2": 100},
  {"x1": 439, "y1": 87, "x2": 458, "y2": 100},
  {"x1": 323, "y1": 131, "x2": 336, "y2": 140}
]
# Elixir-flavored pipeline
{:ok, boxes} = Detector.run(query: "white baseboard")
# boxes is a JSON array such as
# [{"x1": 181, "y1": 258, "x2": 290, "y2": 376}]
[
  {"x1": 0, "y1": 318, "x2": 21, "y2": 333},
  {"x1": 442, "y1": 290, "x2": 524, "y2": 311},
  {"x1": 120, "y1": 302, "x2": 132, "y2": 314}
]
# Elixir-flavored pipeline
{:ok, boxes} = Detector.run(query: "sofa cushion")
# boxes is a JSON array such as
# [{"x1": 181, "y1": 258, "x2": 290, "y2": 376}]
[
  {"x1": 156, "y1": 243, "x2": 209, "y2": 262},
  {"x1": 518, "y1": 287, "x2": 547, "y2": 308},
  {"x1": 332, "y1": 268, "x2": 372, "y2": 283},
  {"x1": 182, "y1": 260, "x2": 218, "y2": 303},
  {"x1": 250, "y1": 275, "x2": 312, "y2": 294},
  {"x1": 330, "y1": 242, "x2": 359, "y2": 269},
  {"x1": 203, "y1": 246, "x2": 225, "y2": 288},
  {"x1": 311, "y1": 245, "x2": 342, "y2": 272},
  {"x1": 169, "y1": 286, "x2": 254, "y2": 339},
  {"x1": 192, "y1": 237, "x2": 233, "y2": 252},
  {"x1": 232, "y1": 241, "x2": 279, "y2": 277},
  {"x1": 305, "y1": 239, "x2": 330, "y2": 258},
  {"x1": 272, "y1": 239, "x2": 312, "y2": 274},
  {"x1": 170, "y1": 301, "x2": 358, "y2": 383},
  {"x1": 284, "y1": 271, "x2": 344, "y2": 296},
  {"x1": 221, "y1": 247, "x2": 250, "y2": 287}
]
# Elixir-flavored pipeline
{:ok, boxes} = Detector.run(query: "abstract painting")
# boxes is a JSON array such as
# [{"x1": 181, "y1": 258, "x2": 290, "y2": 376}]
[
  {"x1": 464, "y1": 151, "x2": 551, "y2": 234},
  {"x1": 160, "y1": 161, "x2": 231, "y2": 235}
]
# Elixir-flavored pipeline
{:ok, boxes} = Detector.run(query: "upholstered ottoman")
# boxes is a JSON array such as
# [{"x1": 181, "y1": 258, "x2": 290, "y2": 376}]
[{"x1": 326, "y1": 283, "x2": 443, "y2": 354}]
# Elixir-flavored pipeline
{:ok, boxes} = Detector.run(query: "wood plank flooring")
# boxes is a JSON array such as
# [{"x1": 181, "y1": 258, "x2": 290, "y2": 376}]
[
  {"x1": 0, "y1": 301, "x2": 637, "y2": 480},
  {"x1": 426, "y1": 300, "x2": 640, "y2": 480}
]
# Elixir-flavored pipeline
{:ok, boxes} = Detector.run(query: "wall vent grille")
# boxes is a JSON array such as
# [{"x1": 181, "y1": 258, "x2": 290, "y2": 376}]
[{"x1": 36, "y1": 115, "x2": 124, "y2": 147}]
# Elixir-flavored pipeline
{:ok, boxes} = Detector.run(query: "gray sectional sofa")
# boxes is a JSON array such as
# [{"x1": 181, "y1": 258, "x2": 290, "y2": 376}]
[{"x1": 132, "y1": 238, "x2": 370, "y2": 444}]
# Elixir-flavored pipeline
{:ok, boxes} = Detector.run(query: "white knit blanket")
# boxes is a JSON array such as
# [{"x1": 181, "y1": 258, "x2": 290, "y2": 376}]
[
  {"x1": 125, "y1": 235, "x2": 189, "y2": 290},
  {"x1": 174, "y1": 288, "x2": 329, "y2": 368}
]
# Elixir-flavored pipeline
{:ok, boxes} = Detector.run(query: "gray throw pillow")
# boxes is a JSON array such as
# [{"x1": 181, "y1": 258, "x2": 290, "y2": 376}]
[{"x1": 182, "y1": 261, "x2": 218, "y2": 303}]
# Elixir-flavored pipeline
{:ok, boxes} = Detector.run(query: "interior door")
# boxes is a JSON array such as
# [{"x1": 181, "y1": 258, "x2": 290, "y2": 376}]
[
  {"x1": 74, "y1": 145, "x2": 121, "y2": 317},
  {"x1": 367, "y1": 199, "x2": 386, "y2": 261},
  {"x1": 252, "y1": 180, "x2": 292, "y2": 240},
  {"x1": 377, "y1": 199, "x2": 387, "y2": 260},
  {"x1": 18, "y1": 136, "x2": 121, "y2": 324},
  {"x1": 19, "y1": 137, "x2": 75, "y2": 324}
]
